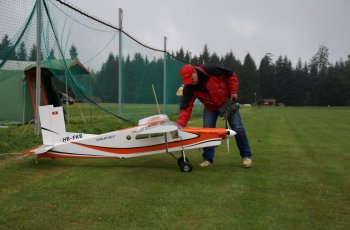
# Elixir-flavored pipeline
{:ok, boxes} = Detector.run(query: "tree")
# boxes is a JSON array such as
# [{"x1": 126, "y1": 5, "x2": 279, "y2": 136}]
[
  {"x1": 0, "y1": 34, "x2": 17, "y2": 60},
  {"x1": 293, "y1": 58, "x2": 307, "y2": 105},
  {"x1": 222, "y1": 51, "x2": 242, "y2": 75},
  {"x1": 17, "y1": 42, "x2": 27, "y2": 61},
  {"x1": 0, "y1": 34, "x2": 11, "y2": 48},
  {"x1": 258, "y1": 53, "x2": 275, "y2": 100},
  {"x1": 124, "y1": 53, "x2": 147, "y2": 103},
  {"x1": 29, "y1": 44, "x2": 36, "y2": 61},
  {"x1": 240, "y1": 53, "x2": 258, "y2": 103},
  {"x1": 28, "y1": 44, "x2": 43, "y2": 61},
  {"x1": 275, "y1": 56, "x2": 293, "y2": 105},
  {"x1": 184, "y1": 51, "x2": 191, "y2": 62},
  {"x1": 97, "y1": 53, "x2": 118, "y2": 102},
  {"x1": 88, "y1": 45, "x2": 350, "y2": 107},
  {"x1": 306, "y1": 45, "x2": 331, "y2": 105},
  {"x1": 209, "y1": 52, "x2": 220, "y2": 63},
  {"x1": 175, "y1": 47, "x2": 185, "y2": 60},
  {"x1": 345, "y1": 55, "x2": 350, "y2": 79},
  {"x1": 69, "y1": 44, "x2": 78, "y2": 59},
  {"x1": 199, "y1": 44, "x2": 210, "y2": 64},
  {"x1": 310, "y1": 45, "x2": 330, "y2": 76},
  {"x1": 190, "y1": 55, "x2": 200, "y2": 66},
  {"x1": 48, "y1": 48, "x2": 56, "y2": 60}
]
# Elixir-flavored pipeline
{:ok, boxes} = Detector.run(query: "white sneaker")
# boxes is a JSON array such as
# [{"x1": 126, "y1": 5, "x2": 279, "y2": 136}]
[
  {"x1": 199, "y1": 160, "x2": 213, "y2": 167},
  {"x1": 242, "y1": 157, "x2": 252, "y2": 168}
]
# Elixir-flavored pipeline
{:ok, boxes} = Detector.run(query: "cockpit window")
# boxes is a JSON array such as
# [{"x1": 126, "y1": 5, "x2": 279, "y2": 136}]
[{"x1": 135, "y1": 133, "x2": 164, "y2": 139}]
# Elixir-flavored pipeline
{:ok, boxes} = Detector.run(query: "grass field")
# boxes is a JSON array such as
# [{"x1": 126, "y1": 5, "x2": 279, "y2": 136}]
[{"x1": 0, "y1": 106, "x2": 349, "y2": 229}]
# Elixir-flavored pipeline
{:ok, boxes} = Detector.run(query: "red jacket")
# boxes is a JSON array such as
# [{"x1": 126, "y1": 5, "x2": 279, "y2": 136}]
[{"x1": 177, "y1": 63, "x2": 239, "y2": 127}]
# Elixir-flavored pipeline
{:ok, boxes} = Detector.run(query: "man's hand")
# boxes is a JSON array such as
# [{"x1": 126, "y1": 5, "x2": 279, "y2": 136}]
[
  {"x1": 218, "y1": 99, "x2": 240, "y2": 117},
  {"x1": 231, "y1": 94, "x2": 237, "y2": 101}
]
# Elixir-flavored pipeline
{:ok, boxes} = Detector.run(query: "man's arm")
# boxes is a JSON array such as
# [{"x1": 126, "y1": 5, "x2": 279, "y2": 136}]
[
  {"x1": 177, "y1": 86, "x2": 196, "y2": 127},
  {"x1": 227, "y1": 72, "x2": 239, "y2": 99}
]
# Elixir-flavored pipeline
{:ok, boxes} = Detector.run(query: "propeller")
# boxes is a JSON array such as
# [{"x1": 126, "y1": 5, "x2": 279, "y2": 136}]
[
  {"x1": 224, "y1": 113, "x2": 237, "y2": 155},
  {"x1": 226, "y1": 134, "x2": 230, "y2": 155},
  {"x1": 225, "y1": 114, "x2": 230, "y2": 155}
]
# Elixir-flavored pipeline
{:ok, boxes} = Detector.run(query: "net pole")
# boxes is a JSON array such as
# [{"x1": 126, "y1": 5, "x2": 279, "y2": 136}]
[
  {"x1": 65, "y1": 72, "x2": 70, "y2": 125},
  {"x1": 22, "y1": 75, "x2": 26, "y2": 125},
  {"x1": 118, "y1": 8, "x2": 123, "y2": 121},
  {"x1": 35, "y1": 0, "x2": 42, "y2": 135},
  {"x1": 163, "y1": 36, "x2": 167, "y2": 114}
]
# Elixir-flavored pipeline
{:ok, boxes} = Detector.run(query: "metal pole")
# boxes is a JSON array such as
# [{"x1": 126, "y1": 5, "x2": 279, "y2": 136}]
[
  {"x1": 22, "y1": 75, "x2": 26, "y2": 125},
  {"x1": 35, "y1": 0, "x2": 42, "y2": 135},
  {"x1": 118, "y1": 8, "x2": 123, "y2": 120},
  {"x1": 65, "y1": 72, "x2": 69, "y2": 125},
  {"x1": 189, "y1": 51, "x2": 192, "y2": 63},
  {"x1": 163, "y1": 36, "x2": 167, "y2": 114}
]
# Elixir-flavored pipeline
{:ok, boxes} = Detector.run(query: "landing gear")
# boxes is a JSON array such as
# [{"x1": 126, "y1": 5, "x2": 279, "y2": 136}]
[
  {"x1": 177, "y1": 156, "x2": 189, "y2": 166},
  {"x1": 178, "y1": 151, "x2": 192, "y2": 172},
  {"x1": 166, "y1": 146, "x2": 193, "y2": 172},
  {"x1": 180, "y1": 161, "x2": 193, "y2": 172}
]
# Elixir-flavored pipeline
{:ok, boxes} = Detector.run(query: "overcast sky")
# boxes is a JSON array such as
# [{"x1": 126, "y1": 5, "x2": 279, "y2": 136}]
[{"x1": 66, "y1": 0, "x2": 350, "y2": 66}]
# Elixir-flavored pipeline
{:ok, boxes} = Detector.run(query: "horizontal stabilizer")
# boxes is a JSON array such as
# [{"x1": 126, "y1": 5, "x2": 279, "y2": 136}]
[{"x1": 31, "y1": 144, "x2": 54, "y2": 154}]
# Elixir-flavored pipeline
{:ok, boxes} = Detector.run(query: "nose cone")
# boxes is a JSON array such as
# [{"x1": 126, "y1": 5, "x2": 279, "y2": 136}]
[{"x1": 226, "y1": 129, "x2": 236, "y2": 138}]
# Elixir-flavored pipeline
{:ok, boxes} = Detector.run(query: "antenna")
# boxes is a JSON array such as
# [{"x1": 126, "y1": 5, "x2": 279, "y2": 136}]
[{"x1": 152, "y1": 84, "x2": 161, "y2": 114}]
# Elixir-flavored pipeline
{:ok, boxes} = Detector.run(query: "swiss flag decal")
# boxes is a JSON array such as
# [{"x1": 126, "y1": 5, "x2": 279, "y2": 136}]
[{"x1": 52, "y1": 111, "x2": 58, "y2": 115}]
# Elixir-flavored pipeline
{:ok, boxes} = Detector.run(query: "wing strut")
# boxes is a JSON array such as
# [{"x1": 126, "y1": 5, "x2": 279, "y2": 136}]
[{"x1": 164, "y1": 133, "x2": 177, "y2": 160}]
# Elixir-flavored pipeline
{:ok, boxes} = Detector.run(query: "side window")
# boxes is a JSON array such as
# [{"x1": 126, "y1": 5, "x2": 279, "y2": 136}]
[
  {"x1": 135, "y1": 133, "x2": 164, "y2": 139},
  {"x1": 150, "y1": 133, "x2": 164, "y2": 138},
  {"x1": 135, "y1": 130, "x2": 179, "y2": 140},
  {"x1": 171, "y1": 130, "x2": 179, "y2": 139},
  {"x1": 135, "y1": 134, "x2": 149, "y2": 139}
]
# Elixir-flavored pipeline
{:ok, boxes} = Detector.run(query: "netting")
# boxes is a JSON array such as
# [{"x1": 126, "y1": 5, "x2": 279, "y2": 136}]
[{"x1": 0, "y1": 0, "x2": 187, "y2": 125}]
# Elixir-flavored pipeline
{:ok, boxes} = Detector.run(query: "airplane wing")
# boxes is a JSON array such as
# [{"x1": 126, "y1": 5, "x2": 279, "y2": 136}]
[{"x1": 135, "y1": 121, "x2": 179, "y2": 135}]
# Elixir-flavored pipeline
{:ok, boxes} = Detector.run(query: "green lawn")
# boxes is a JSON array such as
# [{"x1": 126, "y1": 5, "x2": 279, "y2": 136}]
[{"x1": 0, "y1": 106, "x2": 349, "y2": 229}]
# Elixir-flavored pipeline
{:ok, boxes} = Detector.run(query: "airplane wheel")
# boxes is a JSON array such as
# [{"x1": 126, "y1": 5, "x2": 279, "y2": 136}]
[
  {"x1": 177, "y1": 157, "x2": 190, "y2": 166},
  {"x1": 180, "y1": 162, "x2": 193, "y2": 172}
]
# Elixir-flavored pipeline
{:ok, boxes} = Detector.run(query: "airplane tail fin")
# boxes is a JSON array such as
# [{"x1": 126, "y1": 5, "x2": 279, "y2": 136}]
[{"x1": 38, "y1": 105, "x2": 66, "y2": 145}]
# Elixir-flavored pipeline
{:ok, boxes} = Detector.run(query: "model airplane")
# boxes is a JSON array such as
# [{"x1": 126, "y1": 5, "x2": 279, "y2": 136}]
[{"x1": 25, "y1": 105, "x2": 236, "y2": 172}]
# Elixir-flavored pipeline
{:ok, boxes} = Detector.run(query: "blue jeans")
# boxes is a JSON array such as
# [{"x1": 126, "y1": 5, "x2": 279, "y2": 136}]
[{"x1": 202, "y1": 109, "x2": 252, "y2": 163}]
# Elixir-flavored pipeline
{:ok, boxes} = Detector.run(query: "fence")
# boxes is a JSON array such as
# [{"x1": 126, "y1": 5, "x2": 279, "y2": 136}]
[{"x1": 0, "y1": 0, "x2": 189, "y2": 126}]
